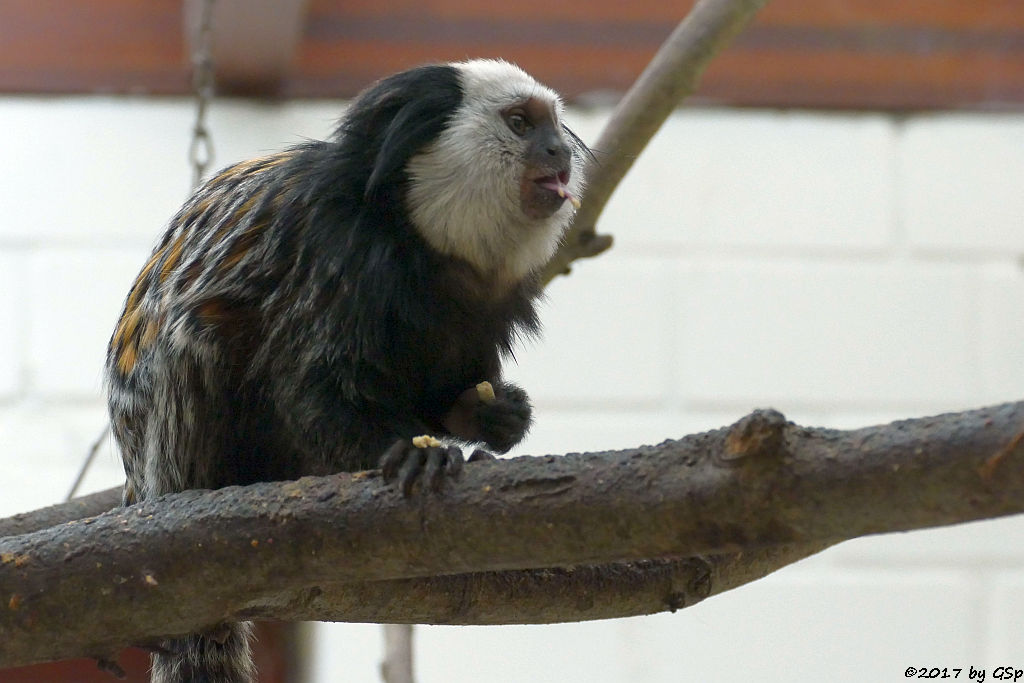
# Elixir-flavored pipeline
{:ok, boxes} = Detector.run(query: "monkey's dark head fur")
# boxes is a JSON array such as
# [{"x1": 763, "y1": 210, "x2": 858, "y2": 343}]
[{"x1": 336, "y1": 59, "x2": 587, "y2": 284}]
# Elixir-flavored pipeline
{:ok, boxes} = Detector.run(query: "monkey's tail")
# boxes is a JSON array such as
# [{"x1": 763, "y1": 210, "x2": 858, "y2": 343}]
[{"x1": 151, "y1": 621, "x2": 255, "y2": 683}]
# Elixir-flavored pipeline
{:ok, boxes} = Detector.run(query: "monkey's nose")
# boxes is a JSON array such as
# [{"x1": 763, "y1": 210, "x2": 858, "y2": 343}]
[
  {"x1": 530, "y1": 131, "x2": 571, "y2": 170},
  {"x1": 545, "y1": 140, "x2": 570, "y2": 158}
]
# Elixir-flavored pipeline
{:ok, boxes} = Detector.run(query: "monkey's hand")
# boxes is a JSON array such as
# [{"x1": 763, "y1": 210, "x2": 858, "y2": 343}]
[
  {"x1": 380, "y1": 437, "x2": 466, "y2": 496},
  {"x1": 382, "y1": 381, "x2": 530, "y2": 495},
  {"x1": 443, "y1": 380, "x2": 533, "y2": 454}
]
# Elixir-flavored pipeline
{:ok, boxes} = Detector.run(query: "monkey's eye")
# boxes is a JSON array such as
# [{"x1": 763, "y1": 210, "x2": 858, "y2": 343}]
[{"x1": 504, "y1": 110, "x2": 532, "y2": 136}]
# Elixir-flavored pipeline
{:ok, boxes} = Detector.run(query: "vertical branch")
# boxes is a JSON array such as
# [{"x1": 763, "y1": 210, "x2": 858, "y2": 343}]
[
  {"x1": 541, "y1": 0, "x2": 771, "y2": 285},
  {"x1": 380, "y1": 624, "x2": 415, "y2": 683}
]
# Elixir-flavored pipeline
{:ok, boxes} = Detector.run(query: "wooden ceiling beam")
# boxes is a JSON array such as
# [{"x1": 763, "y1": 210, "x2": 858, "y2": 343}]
[
  {"x1": 185, "y1": 0, "x2": 310, "y2": 96},
  {"x1": 0, "y1": 0, "x2": 1021, "y2": 108}
]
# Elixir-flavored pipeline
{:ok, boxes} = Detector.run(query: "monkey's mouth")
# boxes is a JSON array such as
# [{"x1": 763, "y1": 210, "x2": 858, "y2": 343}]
[
  {"x1": 521, "y1": 170, "x2": 580, "y2": 220},
  {"x1": 534, "y1": 171, "x2": 581, "y2": 210}
]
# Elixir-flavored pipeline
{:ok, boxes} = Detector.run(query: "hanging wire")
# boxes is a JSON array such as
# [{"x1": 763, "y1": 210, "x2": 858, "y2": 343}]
[
  {"x1": 65, "y1": 424, "x2": 110, "y2": 501},
  {"x1": 66, "y1": 0, "x2": 218, "y2": 503}
]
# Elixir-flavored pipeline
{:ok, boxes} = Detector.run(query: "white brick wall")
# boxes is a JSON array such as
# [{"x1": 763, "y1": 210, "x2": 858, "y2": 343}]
[
  {"x1": 2, "y1": 97, "x2": 1023, "y2": 681},
  {"x1": 902, "y1": 116, "x2": 1024, "y2": 254},
  {"x1": 592, "y1": 110, "x2": 897, "y2": 252},
  {"x1": 0, "y1": 251, "x2": 24, "y2": 397},
  {"x1": 979, "y1": 265, "x2": 1024, "y2": 401},
  {"x1": 991, "y1": 574, "x2": 1024, "y2": 660},
  {"x1": 508, "y1": 256, "x2": 676, "y2": 408},
  {"x1": 0, "y1": 99, "x2": 191, "y2": 245},
  {"x1": 26, "y1": 247, "x2": 150, "y2": 399},
  {"x1": 676, "y1": 261, "x2": 978, "y2": 408}
]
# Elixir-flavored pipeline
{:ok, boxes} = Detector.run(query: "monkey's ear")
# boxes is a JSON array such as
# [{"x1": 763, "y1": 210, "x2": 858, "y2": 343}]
[{"x1": 365, "y1": 97, "x2": 451, "y2": 201}]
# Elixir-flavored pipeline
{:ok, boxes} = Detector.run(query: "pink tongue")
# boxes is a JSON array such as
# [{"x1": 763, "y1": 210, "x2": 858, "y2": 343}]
[{"x1": 537, "y1": 177, "x2": 578, "y2": 205}]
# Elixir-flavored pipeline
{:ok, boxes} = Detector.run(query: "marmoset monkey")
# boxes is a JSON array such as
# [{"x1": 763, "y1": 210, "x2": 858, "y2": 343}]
[{"x1": 106, "y1": 59, "x2": 587, "y2": 682}]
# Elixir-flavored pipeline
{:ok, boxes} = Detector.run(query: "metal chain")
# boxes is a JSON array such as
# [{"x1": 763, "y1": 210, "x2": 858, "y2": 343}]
[
  {"x1": 189, "y1": 0, "x2": 217, "y2": 190},
  {"x1": 66, "y1": 0, "x2": 218, "y2": 503}
]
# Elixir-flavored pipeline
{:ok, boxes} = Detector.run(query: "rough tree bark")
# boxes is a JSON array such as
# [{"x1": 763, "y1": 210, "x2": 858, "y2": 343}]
[{"x1": 3, "y1": 404, "x2": 1024, "y2": 667}]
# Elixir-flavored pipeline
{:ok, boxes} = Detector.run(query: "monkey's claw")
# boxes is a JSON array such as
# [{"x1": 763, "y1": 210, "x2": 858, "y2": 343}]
[
  {"x1": 468, "y1": 448, "x2": 496, "y2": 462},
  {"x1": 380, "y1": 438, "x2": 464, "y2": 495}
]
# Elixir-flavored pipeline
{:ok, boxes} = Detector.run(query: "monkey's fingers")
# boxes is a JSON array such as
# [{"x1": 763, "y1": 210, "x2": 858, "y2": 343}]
[
  {"x1": 410, "y1": 444, "x2": 465, "y2": 493},
  {"x1": 397, "y1": 448, "x2": 426, "y2": 497},
  {"x1": 423, "y1": 446, "x2": 448, "y2": 492},
  {"x1": 444, "y1": 444, "x2": 465, "y2": 479},
  {"x1": 380, "y1": 439, "x2": 412, "y2": 482}
]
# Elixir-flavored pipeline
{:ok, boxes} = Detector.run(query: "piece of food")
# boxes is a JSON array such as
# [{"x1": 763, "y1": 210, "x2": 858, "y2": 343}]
[
  {"x1": 412, "y1": 435, "x2": 442, "y2": 449},
  {"x1": 476, "y1": 381, "x2": 496, "y2": 402}
]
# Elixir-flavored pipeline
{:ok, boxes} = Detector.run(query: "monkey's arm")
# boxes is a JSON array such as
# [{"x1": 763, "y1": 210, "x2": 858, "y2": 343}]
[{"x1": 378, "y1": 379, "x2": 532, "y2": 495}]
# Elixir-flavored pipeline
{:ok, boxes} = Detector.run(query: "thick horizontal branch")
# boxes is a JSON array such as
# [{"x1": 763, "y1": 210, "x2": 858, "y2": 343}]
[
  {"x1": 243, "y1": 541, "x2": 834, "y2": 626},
  {"x1": 0, "y1": 487, "x2": 119, "y2": 539},
  {"x1": 0, "y1": 486, "x2": 832, "y2": 667},
  {"x1": 2, "y1": 402, "x2": 1023, "y2": 667}
]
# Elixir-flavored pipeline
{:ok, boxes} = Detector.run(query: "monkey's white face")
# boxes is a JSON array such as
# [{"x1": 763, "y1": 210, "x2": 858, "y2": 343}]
[{"x1": 405, "y1": 59, "x2": 585, "y2": 285}]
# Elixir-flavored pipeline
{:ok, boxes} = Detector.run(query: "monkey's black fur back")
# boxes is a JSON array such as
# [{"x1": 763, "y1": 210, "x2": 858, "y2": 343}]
[{"x1": 106, "y1": 59, "x2": 585, "y2": 682}]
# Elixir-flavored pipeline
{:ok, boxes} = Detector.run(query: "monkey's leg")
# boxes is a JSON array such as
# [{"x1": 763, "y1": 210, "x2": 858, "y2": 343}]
[
  {"x1": 151, "y1": 622, "x2": 254, "y2": 683},
  {"x1": 137, "y1": 351, "x2": 259, "y2": 682}
]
